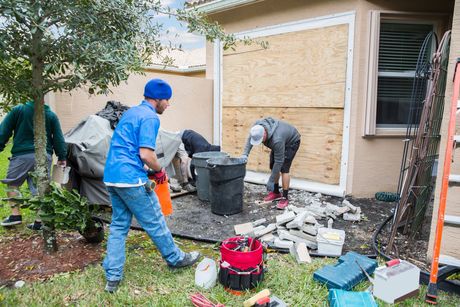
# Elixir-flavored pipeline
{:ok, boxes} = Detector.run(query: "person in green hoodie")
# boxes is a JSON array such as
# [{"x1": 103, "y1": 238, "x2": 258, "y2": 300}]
[{"x1": 0, "y1": 101, "x2": 67, "y2": 229}]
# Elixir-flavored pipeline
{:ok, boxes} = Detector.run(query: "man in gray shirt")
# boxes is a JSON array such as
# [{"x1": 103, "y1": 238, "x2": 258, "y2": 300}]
[{"x1": 242, "y1": 117, "x2": 301, "y2": 209}]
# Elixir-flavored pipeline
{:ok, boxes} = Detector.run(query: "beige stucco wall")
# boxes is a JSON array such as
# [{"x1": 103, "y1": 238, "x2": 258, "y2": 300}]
[
  {"x1": 428, "y1": 1, "x2": 460, "y2": 260},
  {"x1": 205, "y1": 0, "x2": 453, "y2": 197},
  {"x1": 50, "y1": 71, "x2": 214, "y2": 141}
]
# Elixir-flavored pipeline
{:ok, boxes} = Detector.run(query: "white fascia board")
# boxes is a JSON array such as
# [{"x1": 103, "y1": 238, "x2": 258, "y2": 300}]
[
  {"x1": 245, "y1": 171, "x2": 345, "y2": 197},
  {"x1": 191, "y1": 0, "x2": 262, "y2": 14}
]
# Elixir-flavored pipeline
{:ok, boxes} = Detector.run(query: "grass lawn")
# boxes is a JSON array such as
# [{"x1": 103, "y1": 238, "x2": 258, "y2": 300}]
[{"x1": 0, "y1": 147, "x2": 459, "y2": 306}]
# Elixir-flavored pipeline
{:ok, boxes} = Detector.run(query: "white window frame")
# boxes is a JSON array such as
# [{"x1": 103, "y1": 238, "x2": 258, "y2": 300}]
[
  {"x1": 213, "y1": 11, "x2": 355, "y2": 197},
  {"x1": 364, "y1": 11, "x2": 445, "y2": 136}
]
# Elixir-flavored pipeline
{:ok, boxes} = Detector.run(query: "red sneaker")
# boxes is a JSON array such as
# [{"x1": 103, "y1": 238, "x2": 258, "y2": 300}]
[
  {"x1": 276, "y1": 198, "x2": 289, "y2": 210},
  {"x1": 263, "y1": 192, "x2": 282, "y2": 202}
]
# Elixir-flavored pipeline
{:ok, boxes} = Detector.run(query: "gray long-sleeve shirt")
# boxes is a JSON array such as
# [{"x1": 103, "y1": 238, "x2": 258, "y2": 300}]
[{"x1": 243, "y1": 117, "x2": 300, "y2": 188}]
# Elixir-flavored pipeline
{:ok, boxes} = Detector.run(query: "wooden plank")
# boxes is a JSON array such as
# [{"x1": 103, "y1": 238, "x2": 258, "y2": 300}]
[
  {"x1": 222, "y1": 24, "x2": 349, "y2": 109},
  {"x1": 222, "y1": 107, "x2": 343, "y2": 185}
]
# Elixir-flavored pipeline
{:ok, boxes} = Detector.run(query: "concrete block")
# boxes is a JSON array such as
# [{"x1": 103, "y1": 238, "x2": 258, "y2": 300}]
[
  {"x1": 289, "y1": 229, "x2": 317, "y2": 243},
  {"x1": 335, "y1": 206, "x2": 351, "y2": 216},
  {"x1": 259, "y1": 233, "x2": 275, "y2": 243},
  {"x1": 290, "y1": 242, "x2": 312, "y2": 264},
  {"x1": 305, "y1": 205, "x2": 326, "y2": 218},
  {"x1": 234, "y1": 222, "x2": 254, "y2": 235},
  {"x1": 304, "y1": 215, "x2": 318, "y2": 225},
  {"x1": 325, "y1": 203, "x2": 340, "y2": 212},
  {"x1": 273, "y1": 237, "x2": 294, "y2": 249},
  {"x1": 278, "y1": 230, "x2": 317, "y2": 249},
  {"x1": 253, "y1": 225, "x2": 266, "y2": 233},
  {"x1": 276, "y1": 211, "x2": 296, "y2": 225},
  {"x1": 288, "y1": 205, "x2": 307, "y2": 214},
  {"x1": 343, "y1": 212, "x2": 361, "y2": 222},
  {"x1": 254, "y1": 223, "x2": 276, "y2": 237},
  {"x1": 276, "y1": 224, "x2": 287, "y2": 230},
  {"x1": 252, "y1": 218, "x2": 267, "y2": 227},
  {"x1": 286, "y1": 211, "x2": 309, "y2": 229},
  {"x1": 301, "y1": 224, "x2": 318, "y2": 236},
  {"x1": 343, "y1": 199, "x2": 358, "y2": 214}
]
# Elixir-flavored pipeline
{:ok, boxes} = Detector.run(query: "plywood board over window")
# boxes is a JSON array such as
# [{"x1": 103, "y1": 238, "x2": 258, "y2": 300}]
[{"x1": 221, "y1": 24, "x2": 348, "y2": 185}]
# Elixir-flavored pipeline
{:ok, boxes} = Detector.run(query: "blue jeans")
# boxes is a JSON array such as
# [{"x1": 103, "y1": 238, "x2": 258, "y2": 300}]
[{"x1": 103, "y1": 185, "x2": 185, "y2": 281}]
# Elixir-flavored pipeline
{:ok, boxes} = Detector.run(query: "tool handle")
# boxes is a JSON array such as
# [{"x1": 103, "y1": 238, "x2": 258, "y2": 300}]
[
  {"x1": 243, "y1": 289, "x2": 271, "y2": 307},
  {"x1": 386, "y1": 259, "x2": 401, "y2": 267}
]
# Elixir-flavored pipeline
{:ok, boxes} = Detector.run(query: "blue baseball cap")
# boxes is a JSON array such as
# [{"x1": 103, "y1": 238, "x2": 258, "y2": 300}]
[{"x1": 144, "y1": 79, "x2": 172, "y2": 100}]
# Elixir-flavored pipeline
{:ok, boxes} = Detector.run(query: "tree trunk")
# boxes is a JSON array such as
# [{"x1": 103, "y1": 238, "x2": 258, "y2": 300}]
[{"x1": 31, "y1": 28, "x2": 55, "y2": 253}]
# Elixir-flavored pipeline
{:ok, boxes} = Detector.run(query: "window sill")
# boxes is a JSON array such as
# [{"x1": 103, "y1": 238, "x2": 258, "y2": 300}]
[{"x1": 373, "y1": 127, "x2": 409, "y2": 137}]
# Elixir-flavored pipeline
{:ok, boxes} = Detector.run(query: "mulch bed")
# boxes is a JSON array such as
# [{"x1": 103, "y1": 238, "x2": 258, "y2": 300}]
[{"x1": 0, "y1": 232, "x2": 103, "y2": 287}]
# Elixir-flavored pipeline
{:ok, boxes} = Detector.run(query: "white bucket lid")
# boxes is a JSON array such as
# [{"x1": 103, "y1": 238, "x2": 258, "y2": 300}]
[{"x1": 316, "y1": 228, "x2": 345, "y2": 246}]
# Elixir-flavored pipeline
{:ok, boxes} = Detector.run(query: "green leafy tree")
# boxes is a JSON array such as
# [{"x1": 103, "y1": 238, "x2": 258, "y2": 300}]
[{"x1": 0, "y1": 0, "x2": 257, "y2": 252}]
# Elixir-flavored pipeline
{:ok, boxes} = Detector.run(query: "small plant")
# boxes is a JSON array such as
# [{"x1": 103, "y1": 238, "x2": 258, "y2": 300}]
[
  {"x1": 22, "y1": 182, "x2": 103, "y2": 252},
  {"x1": 26, "y1": 182, "x2": 93, "y2": 232}
]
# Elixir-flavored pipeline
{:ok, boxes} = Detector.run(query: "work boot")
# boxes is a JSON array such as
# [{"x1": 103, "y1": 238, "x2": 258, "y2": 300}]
[
  {"x1": 168, "y1": 251, "x2": 201, "y2": 269},
  {"x1": 276, "y1": 198, "x2": 289, "y2": 210},
  {"x1": 105, "y1": 280, "x2": 120, "y2": 293},
  {"x1": 181, "y1": 182, "x2": 196, "y2": 192},
  {"x1": 169, "y1": 183, "x2": 182, "y2": 193},
  {"x1": 1, "y1": 215, "x2": 22, "y2": 226},
  {"x1": 263, "y1": 192, "x2": 282, "y2": 202}
]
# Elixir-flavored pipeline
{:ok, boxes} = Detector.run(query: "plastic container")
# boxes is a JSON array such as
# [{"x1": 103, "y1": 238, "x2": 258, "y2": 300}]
[
  {"x1": 316, "y1": 228, "x2": 345, "y2": 257},
  {"x1": 154, "y1": 179, "x2": 173, "y2": 216},
  {"x1": 329, "y1": 289, "x2": 377, "y2": 307},
  {"x1": 192, "y1": 151, "x2": 229, "y2": 201},
  {"x1": 313, "y1": 252, "x2": 378, "y2": 290},
  {"x1": 195, "y1": 257, "x2": 218, "y2": 289},
  {"x1": 207, "y1": 157, "x2": 246, "y2": 215}
]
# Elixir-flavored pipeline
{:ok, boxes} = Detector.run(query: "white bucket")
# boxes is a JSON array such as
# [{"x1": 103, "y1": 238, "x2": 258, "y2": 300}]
[
  {"x1": 52, "y1": 165, "x2": 71, "y2": 184},
  {"x1": 316, "y1": 228, "x2": 345, "y2": 257},
  {"x1": 194, "y1": 257, "x2": 217, "y2": 289}
]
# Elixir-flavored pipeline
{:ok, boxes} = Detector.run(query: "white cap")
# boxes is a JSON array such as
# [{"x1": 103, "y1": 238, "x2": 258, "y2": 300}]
[{"x1": 250, "y1": 125, "x2": 265, "y2": 145}]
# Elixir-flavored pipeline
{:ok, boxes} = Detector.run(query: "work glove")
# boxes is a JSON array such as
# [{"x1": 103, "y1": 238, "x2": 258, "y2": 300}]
[
  {"x1": 147, "y1": 168, "x2": 167, "y2": 184},
  {"x1": 266, "y1": 181, "x2": 274, "y2": 192}
]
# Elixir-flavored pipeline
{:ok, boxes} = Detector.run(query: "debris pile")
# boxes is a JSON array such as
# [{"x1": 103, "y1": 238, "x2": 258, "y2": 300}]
[{"x1": 234, "y1": 193, "x2": 362, "y2": 262}]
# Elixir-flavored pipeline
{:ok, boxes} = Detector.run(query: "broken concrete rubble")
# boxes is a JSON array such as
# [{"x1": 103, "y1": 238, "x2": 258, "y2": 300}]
[
  {"x1": 289, "y1": 229, "x2": 317, "y2": 243},
  {"x1": 343, "y1": 212, "x2": 361, "y2": 222},
  {"x1": 254, "y1": 223, "x2": 276, "y2": 237},
  {"x1": 259, "y1": 233, "x2": 275, "y2": 243},
  {"x1": 234, "y1": 222, "x2": 253, "y2": 236},
  {"x1": 286, "y1": 211, "x2": 310, "y2": 229},
  {"x1": 290, "y1": 242, "x2": 312, "y2": 264},
  {"x1": 278, "y1": 229, "x2": 317, "y2": 249},
  {"x1": 273, "y1": 237, "x2": 294, "y2": 249},
  {"x1": 275, "y1": 211, "x2": 296, "y2": 225},
  {"x1": 301, "y1": 224, "x2": 319, "y2": 236}
]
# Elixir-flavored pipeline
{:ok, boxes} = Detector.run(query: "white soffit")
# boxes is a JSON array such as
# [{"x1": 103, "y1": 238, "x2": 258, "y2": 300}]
[{"x1": 214, "y1": 11, "x2": 356, "y2": 196}]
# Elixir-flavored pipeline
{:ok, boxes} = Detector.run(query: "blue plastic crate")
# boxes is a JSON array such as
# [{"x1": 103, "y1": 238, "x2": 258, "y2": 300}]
[
  {"x1": 313, "y1": 252, "x2": 377, "y2": 290},
  {"x1": 329, "y1": 289, "x2": 378, "y2": 307}
]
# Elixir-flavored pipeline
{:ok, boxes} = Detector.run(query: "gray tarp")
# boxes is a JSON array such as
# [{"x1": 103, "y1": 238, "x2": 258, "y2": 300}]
[{"x1": 65, "y1": 115, "x2": 182, "y2": 205}]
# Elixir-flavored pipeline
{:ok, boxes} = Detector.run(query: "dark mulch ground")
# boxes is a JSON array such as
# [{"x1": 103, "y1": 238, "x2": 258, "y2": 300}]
[{"x1": 0, "y1": 232, "x2": 103, "y2": 287}]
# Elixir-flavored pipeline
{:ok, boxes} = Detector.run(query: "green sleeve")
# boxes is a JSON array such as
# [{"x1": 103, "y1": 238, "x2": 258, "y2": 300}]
[
  {"x1": 51, "y1": 115, "x2": 67, "y2": 160},
  {"x1": 0, "y1": 108, "x2": 18, "y2": 152}
]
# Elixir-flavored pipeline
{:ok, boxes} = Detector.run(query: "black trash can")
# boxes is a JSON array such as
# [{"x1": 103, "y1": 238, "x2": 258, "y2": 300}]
[
  {"x1": 192, "y1": 151, "x2": 229, "y2": 201},
  {"x1": 207, "y1": 157, "x2": 247, "y2": 215}
]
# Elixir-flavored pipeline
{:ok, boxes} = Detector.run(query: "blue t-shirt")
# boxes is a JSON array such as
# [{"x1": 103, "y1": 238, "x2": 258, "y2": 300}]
[{"x1": 103, "y1": 101, "x2": 160, "y2": 184}]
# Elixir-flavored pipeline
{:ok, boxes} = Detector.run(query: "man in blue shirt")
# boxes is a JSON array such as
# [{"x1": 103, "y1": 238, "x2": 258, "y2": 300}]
[{"x1": 102, "y1": 79, "x2": 201, "y2": 293}]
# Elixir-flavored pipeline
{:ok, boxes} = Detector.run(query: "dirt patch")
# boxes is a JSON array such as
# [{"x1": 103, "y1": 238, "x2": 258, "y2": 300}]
[{"x1": 0, "y1": 232, "x2": 103, "y2": 286}]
